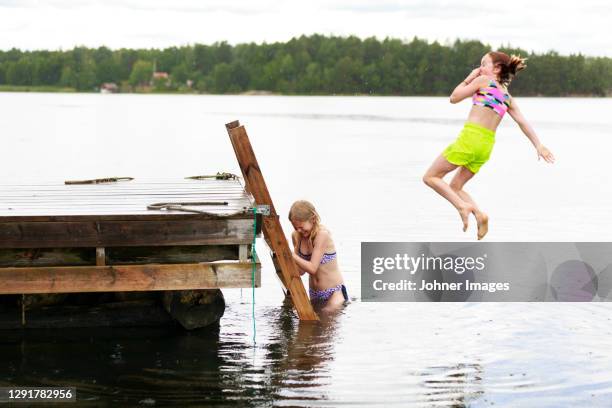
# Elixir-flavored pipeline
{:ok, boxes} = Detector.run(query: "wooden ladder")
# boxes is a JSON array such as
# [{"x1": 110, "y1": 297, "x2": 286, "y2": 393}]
[{"x1": 226, "y1": 120, "x2": 318, "y2": 321}]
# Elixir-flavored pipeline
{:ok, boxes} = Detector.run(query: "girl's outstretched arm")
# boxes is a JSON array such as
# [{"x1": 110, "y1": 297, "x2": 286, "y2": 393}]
[{"x1": 507, "y1": 98, "x2": 555, "y2": 163}]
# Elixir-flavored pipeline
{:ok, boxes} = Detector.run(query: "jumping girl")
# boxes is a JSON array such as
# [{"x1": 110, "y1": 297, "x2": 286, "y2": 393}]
[
  {"x1": 289, "y1": 200, "x2": 348, "y2": 311},
  {"x1": 423, "y1": 51, "x2": 555, "y2": 240}
]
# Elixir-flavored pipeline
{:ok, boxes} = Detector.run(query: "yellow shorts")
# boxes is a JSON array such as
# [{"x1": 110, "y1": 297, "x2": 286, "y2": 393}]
[{"x1": 442, "y1": 122, "x2": 495, "y2": 174}]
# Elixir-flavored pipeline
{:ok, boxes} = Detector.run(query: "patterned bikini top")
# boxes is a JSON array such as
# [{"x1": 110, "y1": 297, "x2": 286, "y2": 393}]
[
  {"x1": 297, "y1": 237, "x2": 337, "y2": 264},
  {"x1": 472, "y1": 78, "x2": 511, "y2": 118}
]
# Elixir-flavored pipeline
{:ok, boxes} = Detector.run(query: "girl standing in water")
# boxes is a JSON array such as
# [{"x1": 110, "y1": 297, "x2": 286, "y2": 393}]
[
  {"x1": 289, "y1": 200, "x2": 348, "y2": 312},
  {"x1": 423, "y1": 51, "x2": 555, "y2": 240}
]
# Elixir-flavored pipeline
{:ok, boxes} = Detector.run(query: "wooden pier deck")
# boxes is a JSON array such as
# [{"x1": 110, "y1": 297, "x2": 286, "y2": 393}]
[
  {"x1": 0, "y1": 177, "x2": 261, "y2": 295},
  {"x1": 0, "y1": 120, "x2": 317, "y2": 327}
]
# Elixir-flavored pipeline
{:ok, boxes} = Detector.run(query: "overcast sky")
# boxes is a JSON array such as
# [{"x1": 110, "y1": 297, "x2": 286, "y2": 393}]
[{"x1": 1, "y1": 0, "x2": 610, "y2": 57}]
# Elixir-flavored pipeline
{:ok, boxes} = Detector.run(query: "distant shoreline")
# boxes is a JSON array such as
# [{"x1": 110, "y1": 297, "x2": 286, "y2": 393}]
[
  {"x1": 0, "y1": 85, "x2": 609, "y2": 98},
  {"x1": 3, "y1": 36, "x2": 612, "y2": 97},
  {"x1": 0, "y1": 85, "x2": 77, "y2": 93}
]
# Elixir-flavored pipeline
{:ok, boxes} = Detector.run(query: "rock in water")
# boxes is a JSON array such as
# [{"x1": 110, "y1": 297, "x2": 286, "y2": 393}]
[{"x1": 162, "y1": 289, "x2": 225, "y2": 330}]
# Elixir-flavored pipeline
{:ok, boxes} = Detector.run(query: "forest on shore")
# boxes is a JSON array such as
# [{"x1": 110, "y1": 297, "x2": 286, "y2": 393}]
[{"x1": 1, "y1": 35, "x2": 610, "y2": 96}]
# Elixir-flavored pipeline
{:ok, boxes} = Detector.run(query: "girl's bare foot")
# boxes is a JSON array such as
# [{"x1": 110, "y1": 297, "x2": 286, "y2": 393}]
[
  {"x1": 458, "y1": 205, "x2": 473, "y2": 232},
  {"x1": 475, "y1": 212, "x2": 489, "y2": 240}
]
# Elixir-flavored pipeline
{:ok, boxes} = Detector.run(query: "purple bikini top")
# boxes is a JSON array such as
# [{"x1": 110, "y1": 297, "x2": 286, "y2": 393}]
[{"x1": 297, "y1": 237, "x2": 337, "y2": 264}]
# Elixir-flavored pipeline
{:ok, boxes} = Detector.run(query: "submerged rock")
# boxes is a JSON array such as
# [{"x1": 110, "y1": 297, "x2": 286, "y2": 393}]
[{"x1": 162, "y1": 289, "x2": 225, "y2": 330}]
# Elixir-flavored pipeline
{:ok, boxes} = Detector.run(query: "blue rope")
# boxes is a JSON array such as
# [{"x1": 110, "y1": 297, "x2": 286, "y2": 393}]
[{"x1": 251, "y1": 207, "x2": 257, "y2": 345}]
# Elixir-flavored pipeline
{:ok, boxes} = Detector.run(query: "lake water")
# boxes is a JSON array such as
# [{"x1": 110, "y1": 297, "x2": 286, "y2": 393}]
[{"x1": 1, "y1": 92, "x2": 612, "y2": 406}]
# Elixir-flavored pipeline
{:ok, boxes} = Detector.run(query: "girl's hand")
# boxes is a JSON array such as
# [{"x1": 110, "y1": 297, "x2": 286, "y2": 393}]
[
  {"x1": 464, "y1": 68, "x2": 481, "y2": 83},
  {"x1": 537, "y1": 144, "x2": 555, "y2": 163}
]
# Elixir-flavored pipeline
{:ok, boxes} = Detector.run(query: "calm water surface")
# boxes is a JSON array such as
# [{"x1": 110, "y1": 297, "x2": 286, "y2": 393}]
[{"x1": 1, "y1": 93, "x2": 612, "y2": 406}]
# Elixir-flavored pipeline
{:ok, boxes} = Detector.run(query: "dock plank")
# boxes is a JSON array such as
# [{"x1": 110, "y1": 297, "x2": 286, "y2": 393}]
[
  {"x1": 0, "y1": 261, "x2": 261, "y2": 294},
  {"x1": 0, "y1": 178, "x2": 253, "y2": 218},
  {"x1": 0, "y1": 218, "x2": 255, "y2": 248},
  {"x1": 0, "y1": 178, "x2": 260, "y2": 246}
]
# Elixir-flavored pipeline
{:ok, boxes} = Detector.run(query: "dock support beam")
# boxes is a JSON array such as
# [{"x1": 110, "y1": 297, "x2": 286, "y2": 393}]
[
  {"x1": 226, "y1": 120, "x2": 318, "y2": 321},
  {"x1": 0, "y1": 261, "x2": 261, "y2": 294}
]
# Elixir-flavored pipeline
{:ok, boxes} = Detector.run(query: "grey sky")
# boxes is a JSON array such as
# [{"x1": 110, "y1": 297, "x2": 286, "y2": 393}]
[{"x1": 0, "y1": 0, "x2": 610, "y2": 57}]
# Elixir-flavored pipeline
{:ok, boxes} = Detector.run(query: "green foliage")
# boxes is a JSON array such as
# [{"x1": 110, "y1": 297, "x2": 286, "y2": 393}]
[
  {"x1": 0, "y1": 36, "x2": 610, "y2": 95},
  {"x1": 170, "y1": 63, "x2": 191, "y2": 85},
  {"x1": 128, "y1": 60, "x2": 154, "y2": 87},
  {"x1": 60, "y1": 47, "x2": 98, "y2": 90},
  {"x1": 94, "y1": 46, "x2": 120, "y2": 84},
  {"x1": 152, "y1": 76, "x2": 170, "y2": 91}
]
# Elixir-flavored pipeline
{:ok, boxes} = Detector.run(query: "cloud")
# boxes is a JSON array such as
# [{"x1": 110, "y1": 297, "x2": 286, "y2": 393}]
[
  {"x1": 328, "y1": 0, "x2": 498, "y2": 17},
  {"x1": 104, "y1": 0, "x2": 279, "y2": 15},
  {"x1": 0, "y1": 0, "x2": 610, "y2": 56}
]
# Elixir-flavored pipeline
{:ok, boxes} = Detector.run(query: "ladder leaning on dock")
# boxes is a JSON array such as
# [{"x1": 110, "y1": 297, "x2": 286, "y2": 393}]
[{"x1": 226, "y1": 120, "x2": 318, "y2": 321}]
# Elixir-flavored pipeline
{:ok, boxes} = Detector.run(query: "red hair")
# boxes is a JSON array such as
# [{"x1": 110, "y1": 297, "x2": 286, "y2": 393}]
[{"x1": 488, "y1": 51, "x2": 527, "y2": 87}]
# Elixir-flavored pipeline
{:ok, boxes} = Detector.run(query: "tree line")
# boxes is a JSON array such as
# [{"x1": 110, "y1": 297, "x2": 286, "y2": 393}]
[{"x1": 1, "y1": 35, "x2": 610, "y2": 96}]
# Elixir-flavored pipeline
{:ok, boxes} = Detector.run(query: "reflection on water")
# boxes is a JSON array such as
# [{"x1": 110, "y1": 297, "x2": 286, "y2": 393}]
[
  {"x1": 418, "y1": 363, "x2": 485, "y2": 406},
  {"x1": 0, "y1": 298, "x2": 346, "y2": 406},
  {"x1": 1, "y1": 326, "x2": 234, "y2": 405},
  {"x1": 261, "y1": 298, "x2": 338, "y2": 405},
  {"x1": 2, "y1": 285, "x2": 612, "y2": 406}
]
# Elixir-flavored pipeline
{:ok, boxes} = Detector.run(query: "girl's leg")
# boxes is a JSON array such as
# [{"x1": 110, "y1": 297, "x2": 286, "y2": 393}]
[
  {"x1": 449, "y1": 167, "x2": 489, "y2": 240},
  {"x1": 423, "y1": 154, "x2": 475, "y2": 231}
]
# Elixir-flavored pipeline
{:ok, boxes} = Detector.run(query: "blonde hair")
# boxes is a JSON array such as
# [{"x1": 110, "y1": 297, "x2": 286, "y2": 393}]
[{"x1": 288, "y1": 200, "x2": 321, "y2": 248}]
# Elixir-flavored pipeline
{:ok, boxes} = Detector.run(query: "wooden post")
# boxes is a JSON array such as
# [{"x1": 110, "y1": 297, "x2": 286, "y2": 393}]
[
  {"x1": 96, "y1": 247, "x2": 106, "y2": 266},
  {"x1": 238, "y1": 244, "x2": 248, "y2": 263},
  {"x1": 226, "y1": 120, "x2": 318, "y2": 321}
]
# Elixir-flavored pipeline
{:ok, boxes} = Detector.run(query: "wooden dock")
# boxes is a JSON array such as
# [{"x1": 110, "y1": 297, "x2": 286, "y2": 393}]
[
  {"x1": 0, "y1": 177, "x2": 261, "y2": 294},
  {"x1": 0, "y1": 176, "x2": 263, "y2": 329},
  {"x1": 0, "y1": 120, "x2": 318, "y2": 328}
]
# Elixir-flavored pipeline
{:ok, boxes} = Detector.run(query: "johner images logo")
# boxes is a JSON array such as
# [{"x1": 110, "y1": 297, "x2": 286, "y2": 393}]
[{"x1": 361, "y1": 243, "x2": 612, "y2": 302}]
